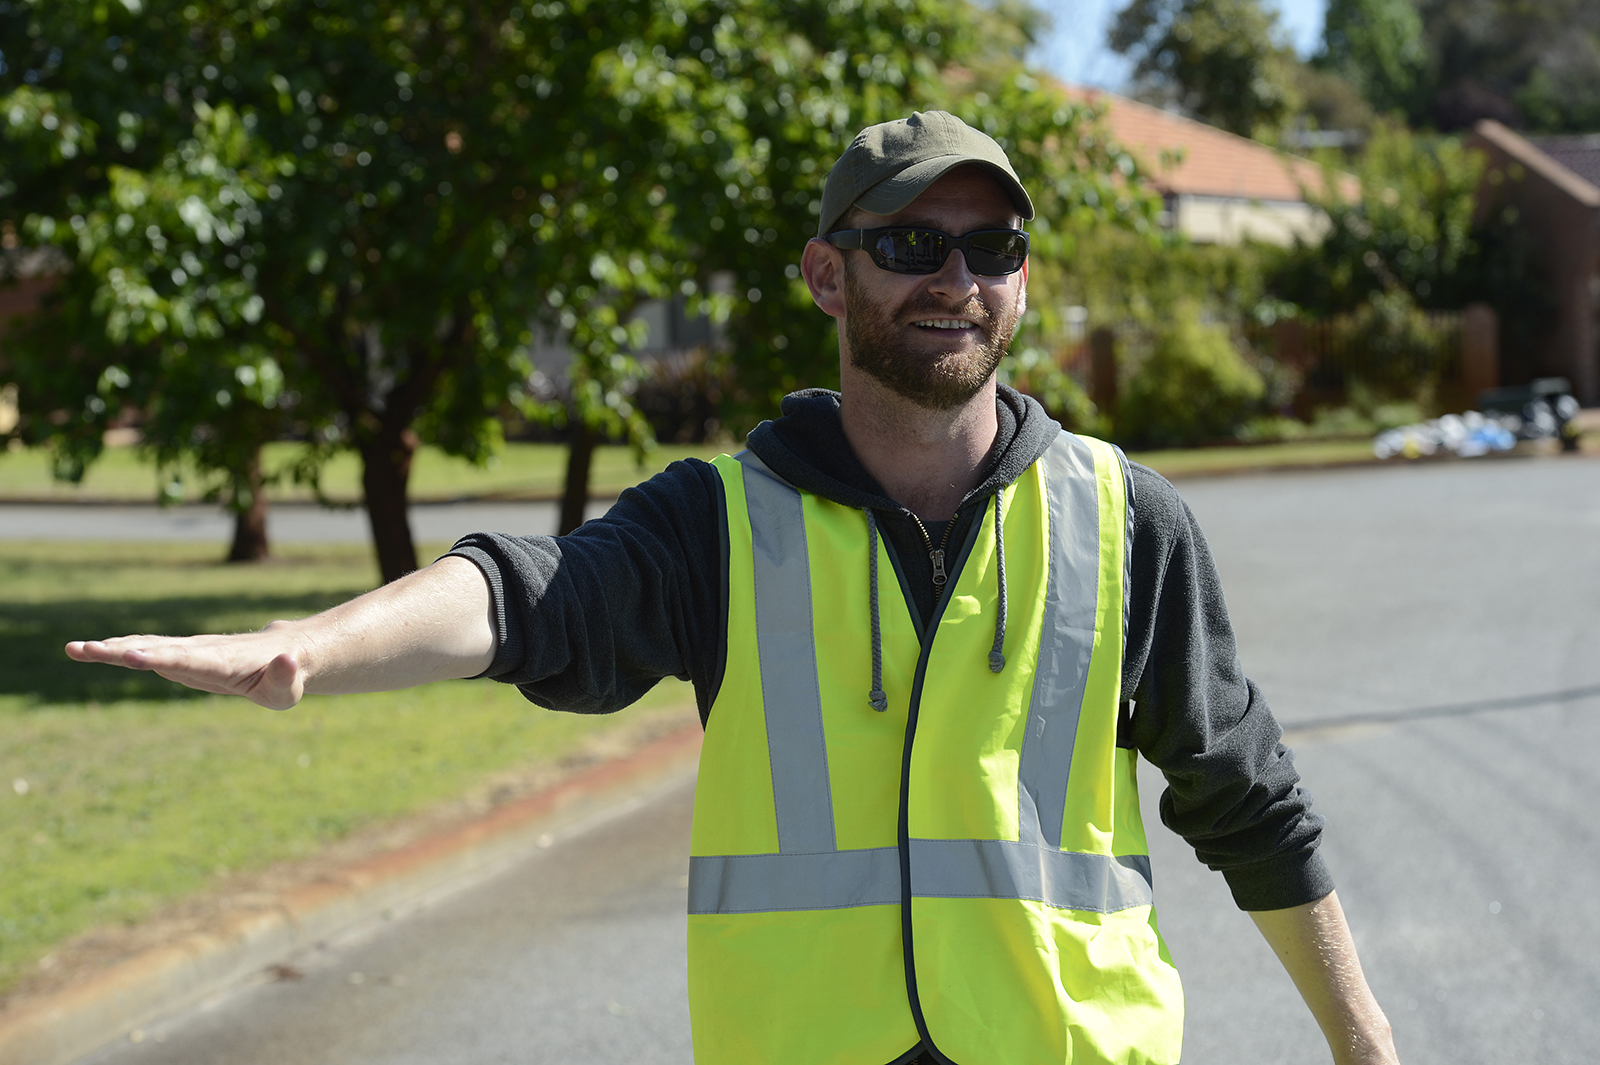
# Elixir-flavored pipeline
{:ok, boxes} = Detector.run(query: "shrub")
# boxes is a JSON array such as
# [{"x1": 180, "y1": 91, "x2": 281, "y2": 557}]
[{"x1": 1117, "y1": 303, "x2": 1265, "y2": 448}]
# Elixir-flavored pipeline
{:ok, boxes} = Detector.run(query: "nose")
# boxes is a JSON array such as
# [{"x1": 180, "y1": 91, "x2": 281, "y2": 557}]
[{"x1": 926, "y1": 248, "x2": 980, "y2": 303}]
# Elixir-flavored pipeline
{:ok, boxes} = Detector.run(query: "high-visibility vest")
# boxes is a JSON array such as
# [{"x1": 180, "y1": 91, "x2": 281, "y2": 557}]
[{"x1": 689, "y1": 431, "x2": 1183, "y2": 1065}]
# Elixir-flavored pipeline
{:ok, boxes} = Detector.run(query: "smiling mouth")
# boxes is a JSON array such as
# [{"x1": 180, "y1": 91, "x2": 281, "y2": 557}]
[{"x1": 912, "y1": 318, "x2": 977, "y2": 330}]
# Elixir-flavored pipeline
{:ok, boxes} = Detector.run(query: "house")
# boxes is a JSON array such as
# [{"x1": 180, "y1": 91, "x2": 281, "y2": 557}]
[
  {"x1": 1470, "y1": 121, "x2": 1600, "y2": 405},
  {"x1": 1064, "y1": 86, "x2": 1356, "y2": 246}
]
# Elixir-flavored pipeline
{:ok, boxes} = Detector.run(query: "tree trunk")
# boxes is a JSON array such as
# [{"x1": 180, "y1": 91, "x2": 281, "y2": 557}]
[
  {"x1": 226, "y1": 446, "x2": 270, "y2": 563},
  {"x1": 360, "y1": 427, "x2": 420, "y2": 584},
  {"x1": 558, "y1": 420, "x2": 597, "y2": 536}
]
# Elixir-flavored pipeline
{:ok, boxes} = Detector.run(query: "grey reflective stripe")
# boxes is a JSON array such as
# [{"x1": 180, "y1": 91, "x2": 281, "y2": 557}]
[
  {"x1": 1016, "y1": 433, "x2": 1102, "y2": 851},
  {"x1": 687, "y1": 847, "x2": 901, "y2": 915},
  {"x1": 734, "y1": 451, "x2": 836, "y2": 854},
  {"x1": 910, "y1": 839, "x2": 1153, "y2": 913},
  {"x1": 688, "y1": 843, "x2": 1151, "y2": 915}
]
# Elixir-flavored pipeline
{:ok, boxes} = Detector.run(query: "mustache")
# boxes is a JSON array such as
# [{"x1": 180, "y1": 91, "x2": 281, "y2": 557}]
[{"x1": 899, "y1": 293, "x2": 994, "y2": 326}]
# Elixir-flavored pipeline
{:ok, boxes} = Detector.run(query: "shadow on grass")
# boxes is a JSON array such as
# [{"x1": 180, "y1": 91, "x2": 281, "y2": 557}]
[{"x1": 0, "y1": 592, "x2": 356, "y2": 705}]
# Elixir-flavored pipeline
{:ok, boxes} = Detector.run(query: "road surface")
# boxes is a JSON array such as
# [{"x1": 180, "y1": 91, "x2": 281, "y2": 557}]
[{"x1": 73, "y1": 454, "x2": 1600, "y2": 1064}]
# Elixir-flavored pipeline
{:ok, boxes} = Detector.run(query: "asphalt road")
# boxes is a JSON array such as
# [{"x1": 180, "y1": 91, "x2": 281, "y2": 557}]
[{"x1": 74, "y1": 453, "x2": 1600, "y2": 1064}]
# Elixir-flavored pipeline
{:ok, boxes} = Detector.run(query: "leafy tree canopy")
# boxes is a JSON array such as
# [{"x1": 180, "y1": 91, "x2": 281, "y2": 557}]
[
  {"x1": 1269, "y1": 122, "x2": 1482, "y2": 316},
  {"x1": 2, "y1": 0, "x2": 1158, "y2": 581},
  {"x1": 1415, "y1": 0, "x2": 1600, "y2": 132},
  {"x1": 1316, "y1": 0, "x2": 1428, "y2": 119},
  {"x1": 1108, "y1": 0, "x2": 1303, "y2": 140}
]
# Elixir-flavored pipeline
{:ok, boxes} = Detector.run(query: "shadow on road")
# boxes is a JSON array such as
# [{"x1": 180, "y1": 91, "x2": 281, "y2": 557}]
[{"x1": 1285, "y1": 683, "x2": 1600, "y2": 741}]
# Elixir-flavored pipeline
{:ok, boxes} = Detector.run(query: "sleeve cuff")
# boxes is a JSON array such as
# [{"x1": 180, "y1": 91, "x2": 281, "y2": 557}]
[
  {"x1": 439, "y1": 543, "x2": 520, "y2": 680},
  {"x1": 1222, "y1": 848, "x2": 1335, "y2": 912}
]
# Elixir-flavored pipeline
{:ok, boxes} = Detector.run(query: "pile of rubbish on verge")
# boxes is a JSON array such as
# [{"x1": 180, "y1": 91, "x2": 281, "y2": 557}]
[{"x1": 1374, "y1": 386, "x2": 1580, "y2": 460}]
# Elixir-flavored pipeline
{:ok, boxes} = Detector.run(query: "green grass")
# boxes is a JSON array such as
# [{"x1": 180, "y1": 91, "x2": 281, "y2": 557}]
[
  {"x1": 1128, "y1": 438, "x2": 1377, "y2": 476},
  {"x1": 0, "y1": 440, "x2": 730, "y2": 503},
  {"x1": 0, "y1": 540, "x2": 697, "y2": 998}
]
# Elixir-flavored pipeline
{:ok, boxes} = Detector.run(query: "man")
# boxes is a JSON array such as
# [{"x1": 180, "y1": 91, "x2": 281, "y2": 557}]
[{"x1": 68, "y1": 112, "x2": 1399, "y2": 1065}]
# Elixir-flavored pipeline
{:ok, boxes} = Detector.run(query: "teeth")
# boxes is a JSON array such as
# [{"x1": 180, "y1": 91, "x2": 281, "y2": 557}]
[{"x1": 913, "y1": 319, "x2": 975, "y2": 330}]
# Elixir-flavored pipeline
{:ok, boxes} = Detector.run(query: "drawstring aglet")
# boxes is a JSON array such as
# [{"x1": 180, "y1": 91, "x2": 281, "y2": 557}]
[
  {"x1": 869, "y1": 690, "x2": 888, "y2": 712},
  {"x1": 988, "y1": 650, "x2": 1005, "y2": 673}
]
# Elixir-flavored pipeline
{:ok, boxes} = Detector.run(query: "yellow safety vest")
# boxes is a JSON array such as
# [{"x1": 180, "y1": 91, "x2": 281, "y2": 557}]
[{"x1": 689, "y1": 431, "x2": 1183, "y2": 1065}]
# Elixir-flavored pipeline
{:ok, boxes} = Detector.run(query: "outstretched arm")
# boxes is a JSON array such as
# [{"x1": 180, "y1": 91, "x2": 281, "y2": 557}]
[
  {"x1": 64, "y1": 556, "x2": 496, "y2": 710},
  {"x1": 1250, "y1": 891, "x2": 1400, "y2": 1065}
]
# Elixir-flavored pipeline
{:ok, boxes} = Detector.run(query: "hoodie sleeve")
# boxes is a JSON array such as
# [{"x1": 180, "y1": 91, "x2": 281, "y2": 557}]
[
  {"x1": 1122, "y1": 464, "x2": 1334, "y2": 912},
  {"x1": 442, "y1": 457, "x2": 727, "y2": 724}
]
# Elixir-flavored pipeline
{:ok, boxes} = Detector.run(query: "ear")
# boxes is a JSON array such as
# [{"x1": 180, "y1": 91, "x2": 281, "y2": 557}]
[
  {"x1": 1016, "y1": 255, "x2": 1028, "y2": 319},
  {"x1": 801, "y1": 238, "x2": 848, "y2": 320}
]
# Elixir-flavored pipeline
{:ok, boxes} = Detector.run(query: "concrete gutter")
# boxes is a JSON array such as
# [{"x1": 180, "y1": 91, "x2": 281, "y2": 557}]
[{"x1": 0, "y1": 725, "x2": 703, "y2": 1065}]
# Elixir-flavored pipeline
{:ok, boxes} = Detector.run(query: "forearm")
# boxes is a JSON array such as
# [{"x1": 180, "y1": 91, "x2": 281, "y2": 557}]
[
  {"x1": 1249, "y1": 891, "x2": 1399, "y2": 1065},
  {"x1": 290, "y1": 555, "x2": 496, "y2": 693},
  {"x1": 67, "y1": 555, "x2": 496, "y2": 709}
]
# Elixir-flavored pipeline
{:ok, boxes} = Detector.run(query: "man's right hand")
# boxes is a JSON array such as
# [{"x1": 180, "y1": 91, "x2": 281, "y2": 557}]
[
  {"x1": 63, "y1": 556, "x2": 498, "y2": 708},
  {"x1": 66, "y1": 624, "x2": 310, "y2": 710}
]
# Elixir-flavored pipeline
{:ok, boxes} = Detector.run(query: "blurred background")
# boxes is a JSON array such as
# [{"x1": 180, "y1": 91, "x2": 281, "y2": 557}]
[{"x1": 2, "y1": 2, "x2": 1597, "y2": 1063}]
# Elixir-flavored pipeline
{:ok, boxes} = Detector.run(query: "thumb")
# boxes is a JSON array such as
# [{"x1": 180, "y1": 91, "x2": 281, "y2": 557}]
[{"x1": 252, "y1": 652, "x2": 306, "y2": 711}]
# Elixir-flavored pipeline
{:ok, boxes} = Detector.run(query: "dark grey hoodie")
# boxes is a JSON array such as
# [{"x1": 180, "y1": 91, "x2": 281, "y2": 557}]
[{"x1": 447, "y1": 385, "x2": 1331, "y2": 912}]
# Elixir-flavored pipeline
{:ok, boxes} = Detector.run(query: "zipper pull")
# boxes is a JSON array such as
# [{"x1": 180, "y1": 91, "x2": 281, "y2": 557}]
[{"x1": 930, "y1": 548, "x2": 947, "y2": 588}]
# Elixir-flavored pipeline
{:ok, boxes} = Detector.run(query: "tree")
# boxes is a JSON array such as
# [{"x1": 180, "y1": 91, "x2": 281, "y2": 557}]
[
  {"x1": 1416, "y1": 0, "x2": 1600, "y2": 132},
  {"x1": 1269, "y1": 122, "x2": 1482, "y2": 316},
  {"x1": 1108, "y1": 0, "x2": 1303, "y2": 140},
  {"x1": 4, "y1": 1, "x2": 1165, "y2": 582},
  {"x1": 1316, "y1": 0, "x2": 1428, "y2": 119}
]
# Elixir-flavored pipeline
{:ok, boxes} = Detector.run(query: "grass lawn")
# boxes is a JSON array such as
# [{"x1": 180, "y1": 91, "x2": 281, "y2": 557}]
[
  {"x1": 0, "y1": 440, "x2": 729, "y2": 503},
  {"x1": 0, "y1": 540, "x2": 697, "y2": 1000}
]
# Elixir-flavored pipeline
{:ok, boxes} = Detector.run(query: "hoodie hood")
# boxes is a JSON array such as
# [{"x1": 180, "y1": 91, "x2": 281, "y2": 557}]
[{"x1": 744, "y1": 383, "x2": 1062, "y2": 511}]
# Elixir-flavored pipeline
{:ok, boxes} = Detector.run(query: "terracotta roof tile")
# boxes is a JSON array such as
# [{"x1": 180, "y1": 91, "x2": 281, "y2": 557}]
[{"x1": 1062, "y1": 85, "x2": 1355, "y2": 203}]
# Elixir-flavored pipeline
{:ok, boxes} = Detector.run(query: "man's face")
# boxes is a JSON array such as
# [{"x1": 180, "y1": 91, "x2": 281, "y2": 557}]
[{"x1": 837, "y1": 167, "x2": 1028, "y2": 411}]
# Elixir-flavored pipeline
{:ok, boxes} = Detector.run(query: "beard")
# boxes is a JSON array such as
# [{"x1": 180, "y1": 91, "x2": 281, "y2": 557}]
[{"x1": 841, "y1": 259, "x2": 1022, "y2": 411}]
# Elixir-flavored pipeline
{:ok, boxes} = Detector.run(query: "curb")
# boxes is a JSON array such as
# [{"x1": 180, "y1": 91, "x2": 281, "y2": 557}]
[{"x1": 0, "y1": 723, "x2": 703, "y2": 1065}]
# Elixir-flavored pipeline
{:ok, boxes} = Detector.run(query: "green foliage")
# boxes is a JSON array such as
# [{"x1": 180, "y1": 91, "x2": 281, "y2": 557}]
[
  {"x1": 1059, "y1": 223, "x2": 1271, "y2": 327},
  {"x1": 1269, "y1": 122, "x2": 1483, "y2": 314},
  {"x1": 1416, "y1": 0, "x2": 1600, "y2": 132},
  {"x1": 1317, "y1": 0, "x2": 1428, "y2": 118},
  {"x1": 1, "y1": 0, "x2": 1159, "y2": 574},
  {"x1": 1116, "y1": 301, "x2": 1264, "y2": 447},
  {"x1": 1108, "y1": 0, "x2": 1303, "y2": 139},
  {"x1": 1325, "y1": 289, "x2": 1456, "y2": 401}
]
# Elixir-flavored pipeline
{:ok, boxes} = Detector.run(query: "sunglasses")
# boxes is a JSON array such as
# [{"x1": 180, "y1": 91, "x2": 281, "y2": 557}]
[{"x1": 826, "y1": 226, "x2": 1029, "y2": 277}]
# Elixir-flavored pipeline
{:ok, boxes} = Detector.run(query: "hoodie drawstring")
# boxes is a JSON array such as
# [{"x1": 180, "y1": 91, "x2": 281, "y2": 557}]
[
  {"x1": 865, "y1": 509, "x2": 889, "y2": 712},
  {"x1": 865, "y1": 494, "x2": 1008, "y2": 712}
]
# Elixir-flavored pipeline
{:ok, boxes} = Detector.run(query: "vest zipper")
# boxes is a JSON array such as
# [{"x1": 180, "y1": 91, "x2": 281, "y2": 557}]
[
  {"x1": 893, "y1": 513, "x2": 985, "y2": 1065},
  {"x1": 907, "y1": 512, "x2": 958, "y2": 593}
]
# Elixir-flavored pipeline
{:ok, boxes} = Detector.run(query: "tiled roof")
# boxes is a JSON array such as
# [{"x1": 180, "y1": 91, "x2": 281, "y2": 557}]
[
  {"x1": 1062, "y1": 85, "x2": 1355, "y2": 203},
  {"x1": 1473, "y1": 121, "x2": 1600, "y2": 208},
  {"x1": 1527, "y1": 133, "x2": 1600, "y2": 193}
]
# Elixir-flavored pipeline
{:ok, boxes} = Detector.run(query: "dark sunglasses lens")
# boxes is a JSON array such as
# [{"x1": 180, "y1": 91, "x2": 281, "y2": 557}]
[
  {"x1": 869, "y1": 230, "x2": 948, "y2": 273},
  {"x1": 964, "y1": 231, "x2": 1028, "y2": 275}
]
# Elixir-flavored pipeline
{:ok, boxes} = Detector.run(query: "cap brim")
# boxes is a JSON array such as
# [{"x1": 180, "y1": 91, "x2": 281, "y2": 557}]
[{"x1": 852, "y1": 156, "x2": 1035, "y2": 222}]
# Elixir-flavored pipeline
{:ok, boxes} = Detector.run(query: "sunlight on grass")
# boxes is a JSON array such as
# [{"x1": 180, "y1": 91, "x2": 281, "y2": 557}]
[
  {"x1": 0, "y1": 540, "x2": 698, "y2": 997},
  {"x1": 0, "y1": 441, "x2": 730, "y2": 503}
]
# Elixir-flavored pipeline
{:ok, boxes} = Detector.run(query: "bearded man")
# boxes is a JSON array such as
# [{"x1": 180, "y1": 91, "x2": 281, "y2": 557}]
[{"x1": 69, "y1": 112, "x2": 1399, "y2": 1065}]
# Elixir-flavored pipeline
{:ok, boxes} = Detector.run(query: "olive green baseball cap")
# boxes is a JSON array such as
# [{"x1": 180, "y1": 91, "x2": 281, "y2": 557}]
[{"x1": 816, "y1": 111, "x2": 1034, "y2": 237}]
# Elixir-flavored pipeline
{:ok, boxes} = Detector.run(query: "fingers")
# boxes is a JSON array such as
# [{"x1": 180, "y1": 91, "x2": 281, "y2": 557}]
[
  {"x1": 63, "y1": 634, "x2": 307, "y2": 710},
  {"x1": 64, "y1": 637, "x2": 167, "y2": 669}
]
